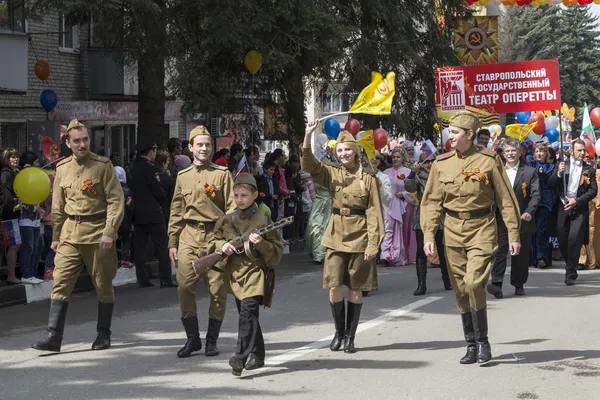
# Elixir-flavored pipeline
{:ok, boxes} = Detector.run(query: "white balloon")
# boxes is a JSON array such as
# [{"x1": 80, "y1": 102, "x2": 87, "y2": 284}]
[
  {"x1": 413, "y1": 145, "x2": 422, "y2": 161},
  {"x1": 528, "y1": 132, "x2": 543, "y2": 144},
  {"x1": 441, "y1": 128, "x2": 450, "y2": 145},
  {"x1": 595, "y1": 138, "x2": 600, "y2": 157},
  {"x1": 545, "y1": 116, "x2": 559, "y2": 130},
  {"x1": 316, "y1": 133, "x2": 328, "y2": 146}
]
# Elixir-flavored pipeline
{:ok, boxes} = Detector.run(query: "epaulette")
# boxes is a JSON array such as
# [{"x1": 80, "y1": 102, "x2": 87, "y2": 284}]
[
  {"x1": 210, "y1": 163, "x2": 228, "y2": 171},
  {"x1": 56, "y1": 156, "x2": 72, "y2": 167},
  {"x1": 435, "y1": 151, "x2": 455, "y2": 161},
  {"x1": 90, "y1": 153, "x2": 110, "y2": 163},
  {"x1": 178, "y1": 165, "x2": 194, "y2": 175},
  {"x1": 479, "y1": 148, "x2": 497, "y2": 157}
]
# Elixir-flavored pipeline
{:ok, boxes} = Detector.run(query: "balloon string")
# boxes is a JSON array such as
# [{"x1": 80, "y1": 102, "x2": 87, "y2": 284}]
[
  {"x1": 28, "y1": 37, "x2": 50, "y2": 89},
  {"x1": 41, "y1": 156, "x2": 66, "y2": 169},
  {"x1": 252, "y1": 74, "x2": 254, "y2": 147}
]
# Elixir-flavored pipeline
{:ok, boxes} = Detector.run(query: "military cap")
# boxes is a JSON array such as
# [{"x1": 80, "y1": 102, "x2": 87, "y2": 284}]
[
  {"x1": 135, "y1": 136, "x2": 157, "y2": 153},
  {"x1": 189, "y1": 125, "x2": 211, "y2": 143},
  {"x1": 234, "y1": 173, "x2": 257, "y2": 190},
  {"x1": 335, "y1": 130, "x2": 360, "y2": 155},
  {"x1": 67, "y1": 119, "x2": 86, "y2": 132},
  {"x1": 449, "y1": 111, "x2": 480, "y2": 133}
]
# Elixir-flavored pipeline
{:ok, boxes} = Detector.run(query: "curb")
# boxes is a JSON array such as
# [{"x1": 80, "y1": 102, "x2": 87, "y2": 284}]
[{"x1": 0, "y1": 267, "x2": 138, "y2": 308}]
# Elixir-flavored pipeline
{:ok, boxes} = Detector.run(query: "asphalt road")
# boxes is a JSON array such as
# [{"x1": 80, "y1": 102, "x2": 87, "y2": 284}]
[{"x1": 1, "y1": 253, "x2": 599, "y2": 400}]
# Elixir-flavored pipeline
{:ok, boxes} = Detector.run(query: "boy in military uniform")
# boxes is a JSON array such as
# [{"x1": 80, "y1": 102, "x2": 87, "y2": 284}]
[
  {"x1": 168, "y1": 126, "x2": 235, "y2": 358},
  {"x1": 32, "y1": 119, "x2": 125, "y2": 352},
  {"x1": 210, "y1": 173, "x2": 283, "y2": 376}
]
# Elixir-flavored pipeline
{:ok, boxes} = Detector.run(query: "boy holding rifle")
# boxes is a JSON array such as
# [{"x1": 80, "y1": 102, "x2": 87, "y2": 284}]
[{"x1": 201, "y1": 173, "x2": 284, "y2": 376}]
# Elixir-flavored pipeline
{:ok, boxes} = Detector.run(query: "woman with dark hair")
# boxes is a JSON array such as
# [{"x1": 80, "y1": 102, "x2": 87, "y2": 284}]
[
  {"x1": 1, "y1": 148, "x2": 21, "y2": 284},
  {"x1": 18, "y1": 151, "x2": 45, "y2": 284}
]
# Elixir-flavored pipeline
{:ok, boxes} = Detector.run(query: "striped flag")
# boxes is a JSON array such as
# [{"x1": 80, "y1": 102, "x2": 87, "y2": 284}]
[
  {"x1": 419, "y1": 139, "x2": 437, "y2": 159},
  {"x1": 234, "y1": 154, "x2": 250, "y2": 179},
  {"x1": 581, "y1": 103, "x2": 596, "y2": 142}
]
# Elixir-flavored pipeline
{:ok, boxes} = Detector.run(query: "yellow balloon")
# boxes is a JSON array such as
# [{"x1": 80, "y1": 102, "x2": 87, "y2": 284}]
[
  {"x1": 14, "y1": 167, "x2": 51, "y2": 205},
  {"x1": 327, "y1": 140, "x2": 337, "y2": 149},
  {"x1": 244, "y1": 50, "x2": 263, "y2": 75}
]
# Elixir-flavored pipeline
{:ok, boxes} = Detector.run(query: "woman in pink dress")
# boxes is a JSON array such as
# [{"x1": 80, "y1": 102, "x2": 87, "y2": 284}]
[{"x1": 380, "y1": 147, "x2": 417, "y2": 266}]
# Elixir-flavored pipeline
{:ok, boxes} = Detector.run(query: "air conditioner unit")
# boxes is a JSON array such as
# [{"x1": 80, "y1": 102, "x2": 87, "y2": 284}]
[{"x1": 210, "y1": 117, "x2": 226, "y2": 137}]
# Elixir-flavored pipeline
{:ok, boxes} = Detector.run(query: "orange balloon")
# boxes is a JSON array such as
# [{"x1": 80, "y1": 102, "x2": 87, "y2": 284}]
[
  {"x1": 584, "y1": 138, "x2": 595, "y2": 158},
  {"x1": 34, "y1": 60, "x2": 50, "y2": 81}
]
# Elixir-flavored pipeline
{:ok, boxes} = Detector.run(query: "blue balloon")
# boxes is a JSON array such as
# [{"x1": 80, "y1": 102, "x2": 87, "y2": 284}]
[
  {"x1": 40, "y1": 89, "x2": 58, "y2": 113},
  {"x1": 515, "y1": 112, "x2": 532, "y2": 125},
  {"x1": 544, "y1": 128, "x2": 559, "y2": 143},
  {"x1": 324, "y1": 118, "x2": 341, "y2": 139}
]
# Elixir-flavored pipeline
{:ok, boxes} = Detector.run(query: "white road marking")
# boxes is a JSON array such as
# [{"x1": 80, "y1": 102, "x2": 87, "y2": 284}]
[{"x1": 258, "y1": 296, "x2": 444, "y2": 372}]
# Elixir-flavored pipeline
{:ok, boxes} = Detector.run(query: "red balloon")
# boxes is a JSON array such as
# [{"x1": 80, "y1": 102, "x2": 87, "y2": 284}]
[
  {"x1": 528, "y1": 114, "x2": 546, "y2": 135},
  {"x1": 373, "y1": 128, "x2": 388, "y2": 150},
  {"x1": 584, "y1": 138, "x2": 595, "y2": 158},
  {"x1": 344, "y1": 119, "x2": 361, "y2": 136},
  {"x1": 445, "y1": 138, "x2": 452, "y2": 152},
  {"x1": 591, "y1": 108, "x2": 600, "y2": 127}
]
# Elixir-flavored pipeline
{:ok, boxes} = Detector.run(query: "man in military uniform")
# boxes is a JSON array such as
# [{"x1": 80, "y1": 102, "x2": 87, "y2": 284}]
[
  {"x1": 169, "y1": 126, "x2": 235, "y2": 358},
  {"x1": 420, "y1": 111, "x2": 521, "y2": 366},
  {"x1": 32, "y1": 119, "x2": 125, "y2": 352},
  {"x1": 129, "y1": 137, "x2": 177, "y2": 288}
]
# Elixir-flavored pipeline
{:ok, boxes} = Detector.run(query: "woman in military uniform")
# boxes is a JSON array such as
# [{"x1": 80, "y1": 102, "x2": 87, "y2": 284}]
[
  {"x1": 420, "y1": 111, "x2": 521, "y2": 366},
  {"x1": 302, "y1": 120, "x2": 384, "y2": 354}
]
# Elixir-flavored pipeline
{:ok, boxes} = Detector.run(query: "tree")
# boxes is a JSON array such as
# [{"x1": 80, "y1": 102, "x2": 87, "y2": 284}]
[
  {"x1": 500, "y1": 5, "x2": 600, "y2": 133},
  {"x1": 30, "y1": 0, "x2": 170, "y2": 144}
]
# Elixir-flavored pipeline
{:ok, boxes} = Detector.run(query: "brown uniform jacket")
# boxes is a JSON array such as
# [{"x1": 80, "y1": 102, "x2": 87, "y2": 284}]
[
  {"x1": 420, "y1": 145, "x2": 521, "y2": 246},
  {"x1": 301, "y1": 147, "x2": 385, "y2": 255},
  {"x1": 168, "y1": 162, "x2": 235, "y2": 249},
  {"x1": 212, "y1": 204, "x2": 283, "y2": 299},
  {"x1": 52, "y1": 152, "x2": 125, "y2": 244}
]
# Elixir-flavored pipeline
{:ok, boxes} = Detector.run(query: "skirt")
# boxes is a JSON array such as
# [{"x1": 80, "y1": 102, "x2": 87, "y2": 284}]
[{"x1": 323, "y1": 249, "x2": 378, "y2": 291}]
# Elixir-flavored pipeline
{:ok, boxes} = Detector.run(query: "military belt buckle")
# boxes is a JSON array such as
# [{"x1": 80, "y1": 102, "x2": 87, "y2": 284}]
[
  {"x1": 340, "y1": 208, "x2": 351, "y2": 217},
  {"x1": 458, "y1": 212, "x2": 471, "y2": 220}
]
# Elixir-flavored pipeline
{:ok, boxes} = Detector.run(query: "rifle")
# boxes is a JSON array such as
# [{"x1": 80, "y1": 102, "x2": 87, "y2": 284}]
[{"x1": 193, "y1": 216, "x2": 294, "y2": 275}]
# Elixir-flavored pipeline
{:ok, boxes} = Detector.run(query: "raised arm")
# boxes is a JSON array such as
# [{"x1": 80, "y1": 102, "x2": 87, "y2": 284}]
[{"x1": 301, "y1": 120, "x2": 332, "y2": 187}]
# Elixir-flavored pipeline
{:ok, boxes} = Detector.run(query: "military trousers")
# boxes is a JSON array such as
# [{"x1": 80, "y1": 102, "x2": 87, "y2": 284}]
[
  {"x1": 51, "y1": 242, "x2": 118, "y2": 303},
  {"x1": 235, "y1": 296, "x2": 265, "y2": 363},
  {"x1": 176, "y1": 226, "x2": 227, "y2": 320}
]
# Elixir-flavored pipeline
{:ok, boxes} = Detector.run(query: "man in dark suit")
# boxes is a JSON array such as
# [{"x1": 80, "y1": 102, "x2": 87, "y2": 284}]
[
  {"x1": 129, "y1": 138, "x2": 178, "y2": 288},
  {"x1": 488, "y1": 138, "x2": 540, "y2": 298},
  {"x1": 549, "y1": 139, "x2": 598, "y2": 285}
]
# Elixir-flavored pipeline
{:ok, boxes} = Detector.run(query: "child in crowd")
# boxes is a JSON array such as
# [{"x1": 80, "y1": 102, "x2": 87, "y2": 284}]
[{"x1": 210, "y1": 173, "x2": 283, "y2": 376}]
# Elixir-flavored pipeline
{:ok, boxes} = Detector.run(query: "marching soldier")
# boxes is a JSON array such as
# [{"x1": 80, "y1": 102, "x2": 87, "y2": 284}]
[
  {"x1": 169, "y1": 126, "x2": 235, "y2": 358},
  {"x1": 32, "y1": 119, "x2": 125, "y2": 352},
  {"x1": 420, "y1": 111, "x2": 521, "y2": 366}
]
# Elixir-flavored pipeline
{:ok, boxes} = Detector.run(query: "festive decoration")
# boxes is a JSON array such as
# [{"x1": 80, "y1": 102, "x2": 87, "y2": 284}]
[
  {"x1": 528, "y1": 113, "x2": 546, "y2": 135},
  {"x1": 356, "y1": 131, "x2": 376, "y2": 159},
  {"x1": 544, "y1": 128, "x2": 559, "y2": 143},
  {"x1": 324, "y1": 118, "x2": 341, "y2": 139},
  {"x1": 373, "y1": 128, "x2": 388, "y2": 150},
  {"x1": 583, "y1": 138, "x2": 595, "y2": 158},
  {"x1": 316, "y1": 133, "x2": 329, "y2": 147},
  {"x1": 14, "y1": 168, "x2": 51, "y2": 205},
  {"x1": 590, "y1": 107, "x2": 600, "y2": 127},
  {"x1": 349, "y1": 72, "x2": 396, "y2": 116},
  {"x1": 516, "y1": 112, "x2": 532, "y2": 124},
  {"x1": 545, "y1": 115, "x2": 559, "y2": 130},
  {"x1": 454, "y1": 16, "x2": 499, "y2": 65},
  {"x1": 244, "y1": 51, "x2": 262, "y2": 75},
  {"x1": 595, "y1": 138, "x2": 600, "y2": 157},
  {"x1": 327, "y1": 140, "x2": 337, "y2": 149},
  {"x1": 344, "y1": 119, "x2": 361, "y2": 136},
  {"x1": 34, "y1": 60, "x2": 50, "y2": 81},
  {"x1": 39, "y1": 89, "x2": 57, "y2": 113},
  {"x1": 506, "y1": 123, "x2": 536, "y2": 141}
]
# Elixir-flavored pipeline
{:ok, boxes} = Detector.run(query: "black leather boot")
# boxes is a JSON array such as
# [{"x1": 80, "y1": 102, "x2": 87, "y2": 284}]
[
  {"x1": 413, "y1": 259, "x2": 427, "y2": 296},
  {"x1": 32, "y1": 299, "x2": 68, "y2": 352},
  {"x1": 205, "y1": 318, "x2": 222, "y2": 357},
  {"x1": 92, "y1": 302, "x2": 114, "y2": 350},
  {"x1": 177, "y1": 316, "x2": 202, "y2": 358},
  {"x1": 459, "y1": 312, "x2": 477, "y2": 364},
  {"x1": 245, "y1": 353, "x2": 265, "y2": 370},
  {"x1": 440, "y1": 264, "x2": 452, "y2": 291},
  {"x1": 343, "y1": 302, "x2": 362, "y2": 354},
  {"x1": 472, "y1": 308, "x2": 492, "y2": 366},
  {"x1": 329, "y1": 300, "x2": 345, "y2": 351}
]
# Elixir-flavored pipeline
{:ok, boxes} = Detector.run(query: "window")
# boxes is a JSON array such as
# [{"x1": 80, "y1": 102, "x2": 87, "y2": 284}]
[
  {"x1": 0, "y1": 0, "x2": 25, "y2": 32},
  {"x1": 322, "y1": 92, "x2": 358, "y2": 114},
  {"x1": 59, "y1": 13, "x2": 79, "y2": 50},
  {"x1": 0, "y1": 122, "x2": 26, "y2": 151}
]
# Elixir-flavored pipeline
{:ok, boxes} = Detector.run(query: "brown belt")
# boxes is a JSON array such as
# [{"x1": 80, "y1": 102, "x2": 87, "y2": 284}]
[
  {"x1": 186, "y1": 220, "x2": 216, "y2": 231},
  {"x1": 332, "y1": 208, "x2": 367, "y2": 216},
  {"x1": 444, "y1": 208, "x2": 492, "y2": 221},
  {"x1": 68, "y1": 213, "x2": 107, "y2": 222}
]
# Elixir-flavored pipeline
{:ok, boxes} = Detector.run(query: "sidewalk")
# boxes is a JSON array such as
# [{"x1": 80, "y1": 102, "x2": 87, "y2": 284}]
[{"x1": 0, "y1": 242, "x2": 298, "y2": 308}]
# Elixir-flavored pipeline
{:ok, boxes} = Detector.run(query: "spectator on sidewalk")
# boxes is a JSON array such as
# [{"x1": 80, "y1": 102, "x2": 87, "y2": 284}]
[
  {"x1": 1, "y1": 148, "x2": 21, "y2": 285},
  {"x1": 42, "y1": 172, "x2": 56, "y2": 280},
  {"x1": 167, "y1": 138, "x2": 182, "y2": 177}
]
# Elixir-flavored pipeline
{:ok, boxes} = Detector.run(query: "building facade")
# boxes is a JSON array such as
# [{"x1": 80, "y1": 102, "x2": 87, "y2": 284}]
[{"x1": 0, "y1": 2, "x2": 183, "y2": 166}]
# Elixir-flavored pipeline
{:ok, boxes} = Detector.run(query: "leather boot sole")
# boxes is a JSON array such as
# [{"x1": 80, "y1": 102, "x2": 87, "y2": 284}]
[
  {"x1": 229, "y1": 355, "x2": 244, "y2": 376},
  {"x1": 32, "y1": 342, "x2": 61, "y2": 352}
]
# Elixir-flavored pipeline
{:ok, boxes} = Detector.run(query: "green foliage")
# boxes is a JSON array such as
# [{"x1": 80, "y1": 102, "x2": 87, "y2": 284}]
[{"x1": 501, "y1": 5, "x2": 600, "y2": 134}]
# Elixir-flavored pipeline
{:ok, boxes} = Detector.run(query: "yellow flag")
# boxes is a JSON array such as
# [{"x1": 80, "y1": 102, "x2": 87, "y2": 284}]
[
  {"x1": 349, "y1": 72, "x2": 396, "y2": 116},
  {"x1": 356, "y1": 131, "x2": 375, "y2": 159},
  {"x1": 505, "y1": 122, "x2": 536, "y2": 141}
]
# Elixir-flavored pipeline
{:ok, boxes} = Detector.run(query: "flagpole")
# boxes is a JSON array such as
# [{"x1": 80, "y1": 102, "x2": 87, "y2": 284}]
[
  {"x1": 558, "y1": 110, "x2": 567, "y2": 199},
  {"x1": 318, "y1": 112, "x2": 350, "y2": 122}
]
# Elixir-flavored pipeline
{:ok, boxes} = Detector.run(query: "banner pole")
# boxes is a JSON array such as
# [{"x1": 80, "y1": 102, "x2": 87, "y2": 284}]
[
  {"x1": 558, "y1": 109, "x2": 567, "y2": 199},
  {"x1": 318, "y1": 112, "x2": 350, "y2": 122}
]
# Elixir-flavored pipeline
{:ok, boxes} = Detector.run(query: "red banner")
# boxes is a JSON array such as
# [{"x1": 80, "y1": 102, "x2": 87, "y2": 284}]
[{"x1": 435, "y1": 59, "x2": 561, "y2": 115}]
